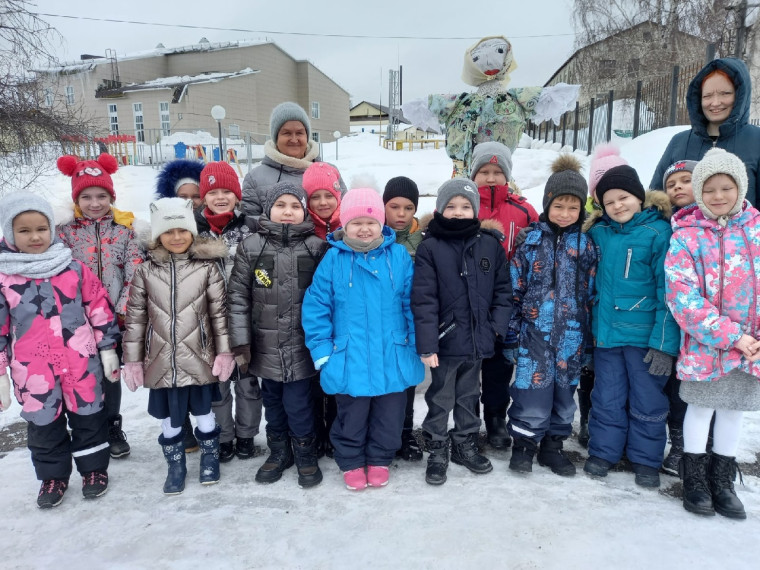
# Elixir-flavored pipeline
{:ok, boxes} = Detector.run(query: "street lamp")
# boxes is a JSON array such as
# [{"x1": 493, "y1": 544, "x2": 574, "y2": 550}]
[
  {"x1": 211, "y1": 105, "x2": 226, "y2": 161},
  {"x1": 333, "y1": 130, "x2": 341, "y2": 160}
]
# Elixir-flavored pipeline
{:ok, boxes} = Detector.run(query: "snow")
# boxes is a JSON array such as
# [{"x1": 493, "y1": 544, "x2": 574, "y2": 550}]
[{"x1": 1, "y1": 127, "x2": 758, "y2": 569}]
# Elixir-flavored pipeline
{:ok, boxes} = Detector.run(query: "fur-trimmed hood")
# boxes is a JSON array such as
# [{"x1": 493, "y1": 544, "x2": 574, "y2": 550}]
[
  {"x1": 582, "y1": 189, "x2": 671, "y2": 232},
  {"x1": 147, "y1": 236, "x2": 228, "y2": 262}
]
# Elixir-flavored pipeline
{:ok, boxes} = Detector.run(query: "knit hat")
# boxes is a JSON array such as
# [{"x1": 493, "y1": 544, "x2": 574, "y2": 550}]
[
  {"x1": 662, "y1": 160, "x2": 698, "y2": 190},
  {"x1": 383, "y1": 176, "x2": 419, "y2": 210},
  {"x1": 339, "y1": 188, "x2": 385, "y2": 227},
  {"x1": 691, "y1": 148, "x2": 748, "y2": 220},
  {"x1": 436, "y1": 178, "x2": 480, "y2": 216},
  {"x1": 302, "y1": 162, "x2": 342, "y2": 200},
  {"x1": 155, "y1": 159, "x2": 205, "y2": 199},
  {"x1": 269, "y1": 102, "x2": 311, "y2": 143},
  {"x1": 595, "y1": 165, "x2": 646, "y2": 206},
  {"x1": 542, "y1": 154, "x2": 587, "y2": 212},
  {"x1": 150, "y1": 197, "x2": 198, "y2": 240},
  {"x1": 265, "y1": 181, "x2": 308, "y2": 218},
  {"x1": 199, "y1": 161, "x2": 242, "y2": 200},
  {"x1": 57, "y1": 153, "x2": 119, "y2": 202},
  {"x1": 588, "y1": 144, "x2": 628, "y2": 200},
  {"x1": 469, "y1": 141, "x2": 513, "y2": 182},
  {"x1": 0, "y1": 192, "x2": 56, "y2": 247}
]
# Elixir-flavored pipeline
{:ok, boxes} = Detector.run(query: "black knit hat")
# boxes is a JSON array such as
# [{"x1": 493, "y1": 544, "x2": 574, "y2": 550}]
[
  {"x1": 543, "y1": 154, "x2": 587, "y2": 212},
  {"x1": 595, "y1": 165, "x2": 646, "y2": 205},
  {"x1": 383, "y1": 176, "x2": 419, "y2": 210}
]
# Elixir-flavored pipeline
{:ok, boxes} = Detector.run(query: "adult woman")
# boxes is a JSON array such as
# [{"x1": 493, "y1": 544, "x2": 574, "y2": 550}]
[{"x1": 650, "y1": 57, "x2": 760, "y2": 206}]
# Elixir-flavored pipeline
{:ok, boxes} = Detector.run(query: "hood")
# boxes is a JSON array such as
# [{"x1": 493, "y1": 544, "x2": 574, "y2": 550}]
[
  {"x1": 327, "y1": 225, "x2": 396, "y2": 252},
  {"x1": 686, "y1": 58, "x2": 750, "y2": 138},
  {"x1": 672, "y1": 200, "x2": 759, "y2": 231},
  {"x1": 257, "y1": 214, "x2": 316, "y2": 239},
  {"x1": 461, "y1": 35, "x2": 517, "y2": 88},
  {"x1": 147, "y1": 235, "x2": 228, "y2": 262},
  {"x1": 263, "y1": 139, "x2": 320, "y2": 172},
  {"x1": 583, "y1": 190, "x2": 671, "y2": 232}
]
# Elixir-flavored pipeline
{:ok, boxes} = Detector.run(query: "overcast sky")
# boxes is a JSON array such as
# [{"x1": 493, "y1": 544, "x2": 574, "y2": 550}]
[{"x1": 32, "y1": 0, "x2": 577, "y2": 105}]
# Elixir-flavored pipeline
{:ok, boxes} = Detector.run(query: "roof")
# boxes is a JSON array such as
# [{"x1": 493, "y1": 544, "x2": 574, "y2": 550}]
[{"x1": 350, "y1": 101, "x2": 408, "y2": 123}]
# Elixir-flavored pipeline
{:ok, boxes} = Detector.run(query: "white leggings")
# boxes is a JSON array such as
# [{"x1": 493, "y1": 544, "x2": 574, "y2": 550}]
[
  {"x1": 683, "y1": 405, "x2": 743, "y2": 457},
  {"x1": 161, "y1": 412, "x2": 216, "y2": 438}
]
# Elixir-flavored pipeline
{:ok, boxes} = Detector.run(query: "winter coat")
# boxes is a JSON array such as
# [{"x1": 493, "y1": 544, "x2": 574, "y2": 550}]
[
  {"x1": 227, "y1": 216, "x2": 327, "y2": 382},
  {"x1": 195, "y1": 209, "x2": 255, "y2": 281},
  {"x1": 58, "y1": 211, "x2": 144, "y2": 315},
  {"x1": 0, "y1": 258, "x2": 120, "y2": 425},
  {"x1": 509, "y1": 220, "x2": 597, "y2": 389},
  {"x1": 650, "y1": 58, "x2": 760, "y2": 206},
  {"x1": 412, "y1": 217, "x2": 512, "y2": 360},
  {"x1": 585, "y1": 191, "x2": 680, "y2": 356},
  {"x1": 394, "y1": 218, "x2": 423, "y2": 259},
  {"x1": 478, "y1": 184, "x2": 539, "y2": 258},
  {"x1": 665, "y1": 201, "x2": 760, "y2": 382},
  {"x1": 123, "y1": 238, "x2": 230, "y2": 389},
  {"x1": 302, "y1": 227, "x2": 424, "y2": 397}
]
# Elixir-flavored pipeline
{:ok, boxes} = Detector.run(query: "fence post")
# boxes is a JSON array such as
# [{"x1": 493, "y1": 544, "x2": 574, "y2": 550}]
[
  {"x1": 633, "y1": 81, "x2": 642, "y2": 138},
  {"x1": 588, "y1": 97, "x2": 596, "y2": 155},
  {"x1": 573, "y1": 102, "x2": 580, "y2": 151},
  {"x1": 552, "y1": 122, "x2": 557, "y2": 144},
  {"x1": 606, "y1": 90, "x2": 614, "y2": 143},
  {"x1": 561, "y1": 113, "x2": 566, "y2": 147},
  {"x1": 545, "y1": 121, "x2": 549, "y2": 143},
  {"x1": 669, "y1": 65, "x2": 680, "y2": 127}
]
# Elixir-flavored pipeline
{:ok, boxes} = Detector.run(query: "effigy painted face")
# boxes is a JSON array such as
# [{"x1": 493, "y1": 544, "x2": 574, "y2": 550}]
[{"x1": 471, "y1": 38, "x2": 509, "y2": 76}]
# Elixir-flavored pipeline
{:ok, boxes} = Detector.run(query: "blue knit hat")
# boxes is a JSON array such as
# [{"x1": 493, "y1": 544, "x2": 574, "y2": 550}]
[
  {"x1": 269, "y1": 102, "x2": 311, "y2": 142},
  {"x1": 155, "y1": 159, "x2": 205, "y2": 199}
]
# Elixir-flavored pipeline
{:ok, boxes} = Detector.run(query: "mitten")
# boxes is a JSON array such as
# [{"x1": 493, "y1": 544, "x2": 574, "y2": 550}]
[
  {"x1": 212, "y1": 353, "x2": 236, "y2": 382},
  {"x1": 0, "y1": 372, "x2": 12, "y2": 412},
  {"x1": 643, "y1": 349, "x2": 673, "y2": 377},
  {"x1": 232, "y1": 345, "x2": 251, "y2": 374},
  {"x1": 314, "y1": 356, "x2": 330, "y2": 371},
  {"x1": 502, "y1": 347, "x2": 518, "y2": 365},
  {"x1": 122, "y1": 362, "x2": 144, "y2": 392},
  {"x1": 100, "y1": 349, "x2": 121, "y2": 383}
]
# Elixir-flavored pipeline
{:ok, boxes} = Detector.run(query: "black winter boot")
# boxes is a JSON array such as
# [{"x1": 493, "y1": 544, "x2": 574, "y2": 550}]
[
  {"x1": 424, "y1": 437, "x2": 450, "y2": 486},
  {"x1": 219, "y1": 440, "x2": 235, "y2": 463},
  {"x1": 255, "y1": 432, "x2": 295, "y2": 484},
  {"x1": 450, "y1": 433, "x2": 493, "y2": 474},
  {"x1": 235, "y1": 437, "x2": 256, "y2": 460},
  {"x1": 397, "y1": 429, "x2": 423, "y2": 461},
  {"x1": 709, "y1": 453, "x2": 746, "y2": 520},
  {"x1": 292, "y1": 435, "x2": 323, "y2": 488},
  {"x1": 182, "y1": 414, "x2": 199, "y2": 453},
  {"x1": 509, "y1": 437, "x2": 537, "y2": 473},
  {"x1": 537, "y1": 435, "x2": 576, "y2": 476},
  {"x1": 159, "y1": 432, "x2": 187, "y2": 495},
  {"x1": 37, "y1": 479, "x2": 69, "y2": 509},
  {"x1": 484, "y1": 408, "x2": 512, "y2": 450},
  {"x1": 108, "y1": 414, "x2": 131, "y2": 459},
  {"x1": 679, "y1": 453, "x2": 714, "y2": 516},
  {"x1": 196, "y1": 426, "x2": 221, "y2": 485},
  {"x1": 662, "y1": 424, "x2": 684, "y2": 476}
]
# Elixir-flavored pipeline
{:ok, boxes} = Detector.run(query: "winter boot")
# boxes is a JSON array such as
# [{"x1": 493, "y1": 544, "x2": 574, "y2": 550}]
[
  {"x1": 396, "y1": 429, "x2": 423, "y2": 461},
  {"x1": 219, "y1": 440, "x2": 236, "y2": 463},
  {"x1": 537, "y1": 435, "x2": 576, "y2": 476},
  {"x1": 196, "y1": 426, "x2": 221, "y2": 485},
  {"x1": 81, "y1": 470, "x2": 109, "y2": 499},
  {"x1": 159, "y1": 432, "x2": 187, "y2": 495},
  {"x1": 424, "y1": 437, "x2": 450, "y2": 486},
  {"x1": 235, "y1": 437, "x2": 256, "y2": 460},
  {"x1": 255, "y1": 432, "x2": 295, "y2": 484},
  {"x1": 182, "y1": 414, "x2": 199, "y2": 453},
  {"x1": 37, "y1": 479, "x2": 68, "y2": 509},
  {"x1": 709, "y1": 453, "x2": 746, "y2": 520},
  {"x1": 583, "y1": 455, "x2": 613, "y2": 478},
  {"x1": 679, "y1": 453, "x2": 714, "y2": 516},
  {"x1": 631, "y1": 462, "x2": 660, "y2": 488},
  {"x1": 661, "y1": 424, "x2": 684, "y2": 476},
  {"x1": 509, "y1": 437, "x2": 538, "y2": 473},
  {"x1": 108, "y1": 414, "x2": 131, "y2": 459},
  {"x1": 292, "y1": 435, "x2": 323, "y2": 488},
  {"x1": 484, "y1": 408, "x2": 512, "y2": 450},
  {"x1": 450, "y1": 432, "x2": 493, "y2": 474}
]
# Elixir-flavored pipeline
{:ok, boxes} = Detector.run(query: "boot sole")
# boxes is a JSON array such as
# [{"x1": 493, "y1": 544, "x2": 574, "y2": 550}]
[
  {"x1": 83, "y1": 487, "x2": 108, "y2": 499},
  {"x1": 683, "y1": 501, "x2": 715, "y2": 517},
  {"x1": 425, "y1": 476, "x2": 447, "y2": 485},
  {"x1": 163, "y1": 488, "x2": 185, "y2": 495},
  {"x1": 715, "y1": 506, "x2": 747, "y2": 520},
  {"x1": 110, "y1": 450, "x2": 131, "y2": 459},
  {"x1": 450, "y1": 457, "x2": 493, "y2": 474},
  {"x1": 539, "y1": 464, "x2": 576, "y2": 477},
  {"x1": 37, "y1": 496, "x2": 65, "y2": 509},
  {"x1": 508, "y1": 464, "x2": 532, "y2": 473},
  {"x1": 200, "y1": 479, "x2": 220, "y2": 486}
]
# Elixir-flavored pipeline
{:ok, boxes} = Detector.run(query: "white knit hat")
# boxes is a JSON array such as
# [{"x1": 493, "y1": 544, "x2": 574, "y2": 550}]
[
  {"x1": 0, "y1": 192, "x2": 56, "y2": 246},
  {"x1": 149, "y1": 197, "x2": 198, "y2": 240},
  {"x1": 691, "y1": 148, "x2": 748, "y2": 221}
]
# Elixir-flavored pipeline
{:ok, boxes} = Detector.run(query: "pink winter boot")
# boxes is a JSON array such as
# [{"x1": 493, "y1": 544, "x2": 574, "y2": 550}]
[
  {"x1": 343, "y1": 468, "x2": 367, "y2": 490},
  {"x1": 367, "y1": 465, "x2": 389, "y2": 487}
]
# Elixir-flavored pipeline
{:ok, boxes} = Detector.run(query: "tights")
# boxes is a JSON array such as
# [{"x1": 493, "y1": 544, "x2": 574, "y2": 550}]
[
  {"x1": 683, "y1": 404, "x2": 743, "y2": 456},
  {"x1": 161, "y1": 412, "x2": 216, "y2": 438}
]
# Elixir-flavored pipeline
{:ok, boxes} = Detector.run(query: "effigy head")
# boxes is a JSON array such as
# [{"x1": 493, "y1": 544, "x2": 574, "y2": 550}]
[{"x1": 462, "y1": 36, "x2": 516, "y2": 87}]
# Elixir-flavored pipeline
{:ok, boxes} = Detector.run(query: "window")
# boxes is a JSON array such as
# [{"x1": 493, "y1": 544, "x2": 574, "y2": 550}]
[
  {"x1": 159, "y1": 102, "x2": 170, "y2": 136},
  {"x1": 108, "y1": 104, "x2": 119, "y2": 135},
  {"x1": 133, "y1": 103, "x2": 144, "y2": 142},
  {"x1": 627, "y1": 58, "x2": 641, "y2": 74},
  {"x1": 311, "y1": 101, "x2": 320, "y2": 119},
  {"x1": 228, "y1": 123, "x2": 240, "y2": 138},
  {"x1": 311, "y1": 132, "x2": 321, "y2": 143},
  {"x1": 44, "y1": 88, "x2": 54, "y2": 107},
  {"x1": 65, "y1": 86, "x2": 75, "y2": 105},
  {"x1": 599, "y1": 59, "x2": 616, "y2": 79}
]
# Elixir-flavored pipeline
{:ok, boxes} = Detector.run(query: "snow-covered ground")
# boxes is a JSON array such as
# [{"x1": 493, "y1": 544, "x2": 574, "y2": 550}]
[{"x1": 1, "y1": 127, "x2": 758, "y2": 569}]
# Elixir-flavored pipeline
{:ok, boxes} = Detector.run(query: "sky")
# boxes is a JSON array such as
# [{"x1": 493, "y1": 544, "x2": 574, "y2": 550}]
[{"x1": 30, "y1": 0, "x2": 578, "y2": 105}]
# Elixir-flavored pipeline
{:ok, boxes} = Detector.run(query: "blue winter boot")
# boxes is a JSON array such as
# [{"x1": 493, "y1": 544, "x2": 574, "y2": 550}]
[
  {"x1": 196, "y1": 426, "x2": 221, "y2": 485},
  {"x1": 158, "y1": 432, "x2": 187, "y2": 495}
]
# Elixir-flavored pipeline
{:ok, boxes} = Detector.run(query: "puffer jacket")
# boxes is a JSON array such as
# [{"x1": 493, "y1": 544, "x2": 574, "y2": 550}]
[
  {"x1": 666, "y1": 201, "x2": 760, "y2": 382},
  {"x1": 478, "y1": 184, "x2": 539, "y2": 258},
  {"x1": 585, "y1": 191, "x2": 680, "y2": 356},
  {"x1": 58, "y1": 211, "x2": 144, "y2": 314},
  {"x1": 195, "y1": 208, "x2": 255, "y2": 281},
  {"x1": 123, "y1": 238, "x2": 230, "y2": 389},
  {"x1": 227, "y1": 215, "x2": 327, "y2": 382},
  {"x1": 650, "y1": 57, "x2": 760, "y2": 206},
  {"x1": 302, "y1": 227, "x2": 424, "y2": 397}
]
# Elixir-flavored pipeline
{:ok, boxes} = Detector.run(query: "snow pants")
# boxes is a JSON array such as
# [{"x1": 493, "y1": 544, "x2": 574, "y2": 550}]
[
  {"x1": 423, "y1": 358, "x2": 482, "y2": 444},
  {"x1": 211, "y1": 365, "x2": 262, "y2": 443},
  {"x1": 508, "y1": 381, "x2": 577, "y2": 443},
  {"x1": 261, "y1": 377, "x2": 314, "y2": 438}
]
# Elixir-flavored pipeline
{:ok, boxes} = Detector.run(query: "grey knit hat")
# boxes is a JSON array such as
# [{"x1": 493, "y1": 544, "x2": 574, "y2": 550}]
[
  {"x1": 436, "y1": 178, "x2": 480, "y2": 216},
  {"x1": 469, "y1": 141, "x2": 513, "y2": 182},
  {"x1": 264, "y1": 181, "x2": 308, "y2": 218},
  {"x1": 543, "y1": 154, "x2": 587, "y2": 212},
  {"x1": 269, "y1": 102, "x2": 311, "y2": 142},
  {"x1": 662, "y1": 160, "x2": 698, "y2": 191},
  {"x1": 0, "y1": 192, "x2": 56, "y2": 246},
  {"x1": 149, "y1": 197, "x2": 198, "y2": 241},
  {"x1": 691, "y1": 148, "x2": 748, "y2": 221}
]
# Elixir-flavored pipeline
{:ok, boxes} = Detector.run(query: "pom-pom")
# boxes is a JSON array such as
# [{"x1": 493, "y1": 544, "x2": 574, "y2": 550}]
[
  {"x1": 551, "y1": 154, "x2": 582, "y2": 174},
  {"x1": 96, "y1": 153, "x2": 119, "y2": 174},
  {"x1": 57, "y1": 155, "x2": 79, "y2": 177},
  {"x1": 590, "y1": 143, "x2": 621, "y2": 161}
]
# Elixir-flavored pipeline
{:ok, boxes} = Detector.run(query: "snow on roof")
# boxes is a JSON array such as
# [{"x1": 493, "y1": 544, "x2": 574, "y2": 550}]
[{"x1": 121, "y1": 68, "x2": 259, "y2": 93}]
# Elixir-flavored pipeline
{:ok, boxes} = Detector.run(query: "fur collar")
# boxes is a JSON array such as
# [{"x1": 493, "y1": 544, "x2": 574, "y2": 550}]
[
  {"x1": 263, "y1": 139, "x2": 320, "y2": 170},
  {"x1": 148, "y1": 236, "x2": 228, "y2": 262},
  {"x1": 582, "y1": 190, "x2": 671, "y2": 232},
  {"x1": 480, "y1": 218, "x2": 506, "y2": 235}
]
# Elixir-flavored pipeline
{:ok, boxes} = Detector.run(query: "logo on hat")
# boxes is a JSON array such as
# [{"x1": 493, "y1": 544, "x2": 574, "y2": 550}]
[
  {"x1": 79, "y1": 167, "x2": 103, "y2": 177},
  {"x1": 208, "y1": 175, "x2": 216, "y2": 185},
  {"x1": 464, "y1": 184, "x2": 477, "y2": 194},
  {"x1": 489, "y1": 156, "x2": 498, "y2": 164}
]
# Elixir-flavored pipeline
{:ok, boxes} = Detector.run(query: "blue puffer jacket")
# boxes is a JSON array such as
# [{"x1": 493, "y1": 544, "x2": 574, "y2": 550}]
[
  {"x1": 585, "y1": 191, "x2": 680, "y2": 356},
  {"x1": 302, "y1": 227, "x2": 424, "y2": 397},
  {"x1": 650, "y1": 58, "x2": 760, "y2": 206}
]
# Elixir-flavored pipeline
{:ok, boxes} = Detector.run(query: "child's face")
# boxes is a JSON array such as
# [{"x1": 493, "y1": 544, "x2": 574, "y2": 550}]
[
  {"x1": 602, "y1": 189, "x2": 642, "y2": 224},
  {"x1": 177, "y1": 183, "x2": 202, "y2": 209},
  {"x1": 442, "y1": 196, "x2": 475, "y2": 219},
  {"x1": 345, "y1": 217, "x2": 381, "y2": 243},
  {"x1": 547, "y1": 195, "x2": 582, "y2": 228},
  {"x1": 702, "y1": 174, "x2": 739, "y2": 217},
  {"x1": 473, "y1": 164, "x2": 507, "y2": 187},
  {"x1": 665, "y1": 172, "x2": 695, "y2": 208},
  {"x1": 384, "y1": 197, "x2": 416, "y2": 230},
  {"x1": 269, "y1": 194, "x2": 305, "y2": 224},
  {"x1": 308, "y1": 189, "x2": 339, "y2": 221},
  {"x1": 159, "y1": 228, "x2": 194, "y2": 254},
  {"x1": 12, "y1": 211, "x2": 51, "y2": 254},
  {"x1": 77, "y1": 187, "x2": 113, "y2": 219},
  {"x1": 204, "y1": 188, "x2": 238, "y2": 214}
]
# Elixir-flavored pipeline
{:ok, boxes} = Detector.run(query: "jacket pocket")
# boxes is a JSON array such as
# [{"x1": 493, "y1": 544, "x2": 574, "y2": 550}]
[
  {"x1": 297, "y1": 256, "x2": 316, "y2": 289},
  {"x1": 392, "y1": 330, "x2": 422, "y2": 384},
  {"x1": 438, "y1": 311, "x2": 457, "y2": 341},
  {"x1": 145, "y1": 324, "x2": 153, "y2": 358},
  {"x1": 321, "y1": 334, "x2": 349, "y2": 393},
  {"x1": 613, "y1": 296, "x2": 657, "y2": 312},
  {"x1": 198, "y1": 318, "x2": 208, "y2": 350},
  {"x1": 253, "y1": 255, "x2": 275, "y2": 288}
]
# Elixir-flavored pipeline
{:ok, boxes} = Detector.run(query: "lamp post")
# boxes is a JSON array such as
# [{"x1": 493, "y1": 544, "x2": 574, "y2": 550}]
[
  {"x1": 211, "y1": 105, "x2": 226, "y2": 161},
  {"x1": 333, "y1": 130, "x2": 341, "y2": 160}
]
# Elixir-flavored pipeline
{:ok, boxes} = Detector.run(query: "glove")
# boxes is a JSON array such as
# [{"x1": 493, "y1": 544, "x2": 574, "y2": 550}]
[
  {"x1": 232, "y1": 345, "x2": 251, "y2": 374},
  {"x1": 314, "y1": 356, "x2": 329, "y2": 371},
  {"x1": 643, "y1": 349, "x2": 673, "y2": 377},
  {"x1": 502, "y1": 347, "x2": 518, "y2": 365},
  {"x1": 212, "y1": 353, "x2": 236, "y2": 382},
  {"x1": 0, "y1": 372, "x2": 12, "y2": 411},
  {"x1": 100, "y1": 349, "x2": 121, "y2": 383},
  {"x1": 514, "y1": 226, "x2": 531, "y2": 248},
  {"x1": 122, "y1": 362, "x2": 144, "y2": 392}
]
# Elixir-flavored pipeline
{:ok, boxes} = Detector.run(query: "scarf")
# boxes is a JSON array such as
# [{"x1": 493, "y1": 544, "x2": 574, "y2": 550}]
[
  {"x1": 0, "y1": 240, "x2": 73, "y2": 279},
  {"x1": 204, "y1": 209, "x2": 234, "y2": 235},
  {"x1": 427, "y1": 212, "x2": 480, "y2": 240},
  {"x1": 336, "y1": 231, "x2": 384, "y2": 253}
]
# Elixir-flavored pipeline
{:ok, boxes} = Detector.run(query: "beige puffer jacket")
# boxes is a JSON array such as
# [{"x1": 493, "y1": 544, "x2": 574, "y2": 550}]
[{"x1": 123, "y1": 238, "x2": 231, "y2": 389}]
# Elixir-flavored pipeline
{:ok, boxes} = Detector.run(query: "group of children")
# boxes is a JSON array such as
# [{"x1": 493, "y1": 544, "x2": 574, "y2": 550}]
[{"x1": 0, "y1": 133, "x2": 755, "y2": 521}]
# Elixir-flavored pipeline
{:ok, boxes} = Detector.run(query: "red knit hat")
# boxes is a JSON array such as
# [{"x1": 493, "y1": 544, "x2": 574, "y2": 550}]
[
  {"x1": 57, "y1": 153, "x2": 119, "y2": 201},
  {"x1": 302, "y1": 162, "x2": 342, "y2": 200},
  {"x1": 199, "y1": 161, "x2": 242, "y2": 200},
  {"x1": 339, "y1": 188, "x2": 385, "y2": 228}
]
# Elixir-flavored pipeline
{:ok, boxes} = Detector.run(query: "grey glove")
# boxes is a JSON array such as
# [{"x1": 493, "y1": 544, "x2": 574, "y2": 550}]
[
  {"x1": 643, "y1": 349, "x2": 673, "y2": 376},
  {"x1": 514, "y1": 226, "x2": 530, "y2": 248}
]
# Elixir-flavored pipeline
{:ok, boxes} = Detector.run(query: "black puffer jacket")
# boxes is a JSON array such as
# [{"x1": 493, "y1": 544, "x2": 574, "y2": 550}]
[{"x1": 227, "y1": 215, "x2": 327, "y2": 382}]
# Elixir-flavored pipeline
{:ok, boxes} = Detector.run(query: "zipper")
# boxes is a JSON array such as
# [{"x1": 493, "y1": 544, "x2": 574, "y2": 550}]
[
  {"x1": 170, "y1": 255, "x2": 178, "y2": 387},
  {"x1": 717, "y1": 230, "x2": 725, "y2": 373},
  {"x1": 198, "y1": 317, "x2": 207, "y2": 350},
  {"x1": 95, "y1": 221, "x2": 103, "y2": 280},
  {"x1": 146, "y1": 324, "x2": 153, "y2": 356},
  {"x1": 508, "y1": 221, "x2": 515, "y2": 254},
  {"x1": 624, "y1": 248, "x2": 632, "y2": 278}
]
